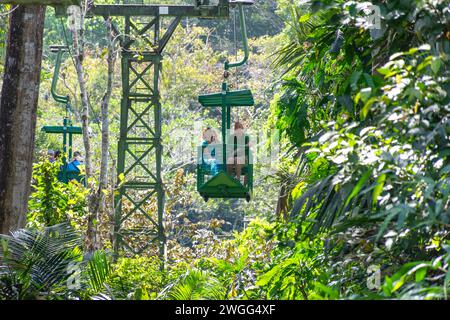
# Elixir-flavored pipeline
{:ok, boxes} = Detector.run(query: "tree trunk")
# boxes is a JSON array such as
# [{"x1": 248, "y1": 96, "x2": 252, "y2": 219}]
[
  {"x1": 98, "y1": 18, "x2": 115, "y2": 211},
  {"x1": 89, "y1": 18, "x2": 116, "y2": 250},
  {"x1": 70, "y1": 3, "x2": 95, "y2": 250},
  {"x1": 71, "y1": 16, "x2": 92, "y2": 181},
  {"x1": 0, "y1": 5, "x2": 46, "y2": 234}
]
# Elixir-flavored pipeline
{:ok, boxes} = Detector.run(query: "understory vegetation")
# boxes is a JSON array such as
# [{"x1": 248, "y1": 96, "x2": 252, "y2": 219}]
[{"x1": 0, "y1": 0, "x2": 449, "y2": 300}]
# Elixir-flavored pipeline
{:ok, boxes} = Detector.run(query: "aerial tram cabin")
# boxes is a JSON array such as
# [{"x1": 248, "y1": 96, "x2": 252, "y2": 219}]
[
  {"x1": 197, "y1": 0, "x2": 254, "y2": 202},
  {"x1": 41, "y1": 45, "x2": 84, "y2": 184}
]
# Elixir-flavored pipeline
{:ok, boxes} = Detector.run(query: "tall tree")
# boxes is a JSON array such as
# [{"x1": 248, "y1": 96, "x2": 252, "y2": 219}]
[
  {"x1": 88, "y1": 18, "x2": 117, "y2": 250},
  {"x1": 68, "y1": 2, "x2": 96, "y2": 249},
  {"x1": 70, "y1": 2, "x2": 92, "y2": 181},
  {"x1": 0, "y1": 5, "x2": 46, "y2": 234},
  {"x1": 69, "y1": 4, "x2": 117, "y2": 250}
]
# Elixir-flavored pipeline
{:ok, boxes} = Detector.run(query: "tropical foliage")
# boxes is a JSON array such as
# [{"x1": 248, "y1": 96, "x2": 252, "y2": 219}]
[{"x1": 0, "y1": 0, "x2": 449, "y2": 300}]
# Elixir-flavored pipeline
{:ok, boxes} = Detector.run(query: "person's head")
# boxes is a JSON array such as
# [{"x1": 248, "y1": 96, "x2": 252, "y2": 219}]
[
  {"x1": 73, "y1": 151, "x2": 83, "y2": 161},
  {"x1": 203, "y1": 127, "x2": 217, "y2": 143},
  {"x1": 234, "y1": 121, "x2": 245, "y2": 136},
  {"x1": 47, "y1": 149, "x2": 55, "y2": 158},
  {"x1": 234, "y1": 122, "x2": 244, "y2": 130},
  {"x1": 54, "y1": 150, "x2": 61, "y2": 159}
]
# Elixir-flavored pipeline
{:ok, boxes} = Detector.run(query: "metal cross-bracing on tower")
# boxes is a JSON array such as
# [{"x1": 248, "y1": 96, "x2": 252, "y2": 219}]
[
  {"x1": 73, "y1": 0, "x2": 231, "y2": 258},
  {"x1": 115, "y1": 17, "x2": 168, "y2": 258}
]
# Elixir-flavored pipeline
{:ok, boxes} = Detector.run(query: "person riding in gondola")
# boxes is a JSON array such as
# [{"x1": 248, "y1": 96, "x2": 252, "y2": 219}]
[
  {"x1": 226, "y1": 121, "x2": 249, "y2": 185},
  {"x1": 201, "y1": 127, "x2": 219, "y2": 176},
  {"x1": 67, "y1": 151, "x2": 83, "y2": 173}
]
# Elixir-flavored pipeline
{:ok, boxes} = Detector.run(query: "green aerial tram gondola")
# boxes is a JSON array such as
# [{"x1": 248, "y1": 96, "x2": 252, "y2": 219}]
[
  {"x1": 41, "y1": 45, "x2": 84, "y2": 184},
  {"x1": 197, "y1": 0, "x2": 254, "y2": 202}
]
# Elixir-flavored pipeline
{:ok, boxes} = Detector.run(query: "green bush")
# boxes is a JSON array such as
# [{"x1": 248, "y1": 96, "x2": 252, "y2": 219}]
[
  {"x1": 27, "y1": 160, "x2": 88, "y2": 229},
  {"x1": 106, "y1": 257, "x2": 172, "y2": 300}
]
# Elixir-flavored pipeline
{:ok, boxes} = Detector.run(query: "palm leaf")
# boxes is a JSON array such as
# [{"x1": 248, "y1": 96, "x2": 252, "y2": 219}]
[
  {"x1": 158, "y1": 269, "x2": 226, "y2": 300},
  {"x1": 290, "y1": 171, "x2": 374, "y2": 238},
  {"x1": 0, "y1": 223, "x2": 82, "y2": 299},
  {"x1": 86, "y1": 250, "x2": 111, "y2": 293}
]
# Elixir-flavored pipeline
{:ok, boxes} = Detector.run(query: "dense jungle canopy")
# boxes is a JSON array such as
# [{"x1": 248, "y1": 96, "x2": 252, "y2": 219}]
[{"x1": 0, "y1": 0, "x2": 449, "y2": 300}]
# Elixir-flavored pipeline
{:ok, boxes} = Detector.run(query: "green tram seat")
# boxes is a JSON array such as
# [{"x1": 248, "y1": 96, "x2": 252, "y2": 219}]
[
  {"x1": 198, "y1": 89, "x2": 254, "y2": 107},
  {"x1": 57, "y1": 164, "x2": 85, "y2": 185},
  {"x1": 196, "y1": 138, "x2": 253, "y2": 202}
]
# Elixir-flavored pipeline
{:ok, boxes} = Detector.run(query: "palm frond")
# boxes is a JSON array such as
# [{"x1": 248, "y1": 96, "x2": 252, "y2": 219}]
[
  {"x1": 0, "y1": 223, "x2": 82, "y2": 299},
  {"x1": 290, "y1": 172, "x2": 374, "y2": 238},
  {"x1": 92, "y1": 292, "x2": 113, "y2": 300},
  {"x1": 158, "y1": 269, "x2": 226, "y2": 300},
  {"x1": 273, "y1": 8, "x2": 311, "y2": 66},
  {"x1": 86, "y1": 250, "x2": 111, "y2": 293}
]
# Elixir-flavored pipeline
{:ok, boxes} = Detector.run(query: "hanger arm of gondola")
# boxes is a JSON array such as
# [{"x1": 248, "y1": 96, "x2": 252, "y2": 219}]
[
  {"x1": 224, "y1": 1, "x2": 253, "y2": 70},
  {"x1": 50, "y1": 45, "x2": 70, "y2": 105}
]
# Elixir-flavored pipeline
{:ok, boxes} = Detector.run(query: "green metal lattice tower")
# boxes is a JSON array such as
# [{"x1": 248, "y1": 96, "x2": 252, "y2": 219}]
[{"x1": 115, "y1": 17, "x2": 168, "y2": 257}]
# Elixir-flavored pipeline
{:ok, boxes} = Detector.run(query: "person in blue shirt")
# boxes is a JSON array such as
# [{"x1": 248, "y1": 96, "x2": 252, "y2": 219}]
[
  {"x1": 67, "y1": 151, "x2": 84, "y2": 178},
  {"x1": 69, "y1": 151, "x2": 83, "y2": 168},
  {"x1": 201, "y1": 127, "x2": 219, "y2": 176}
]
